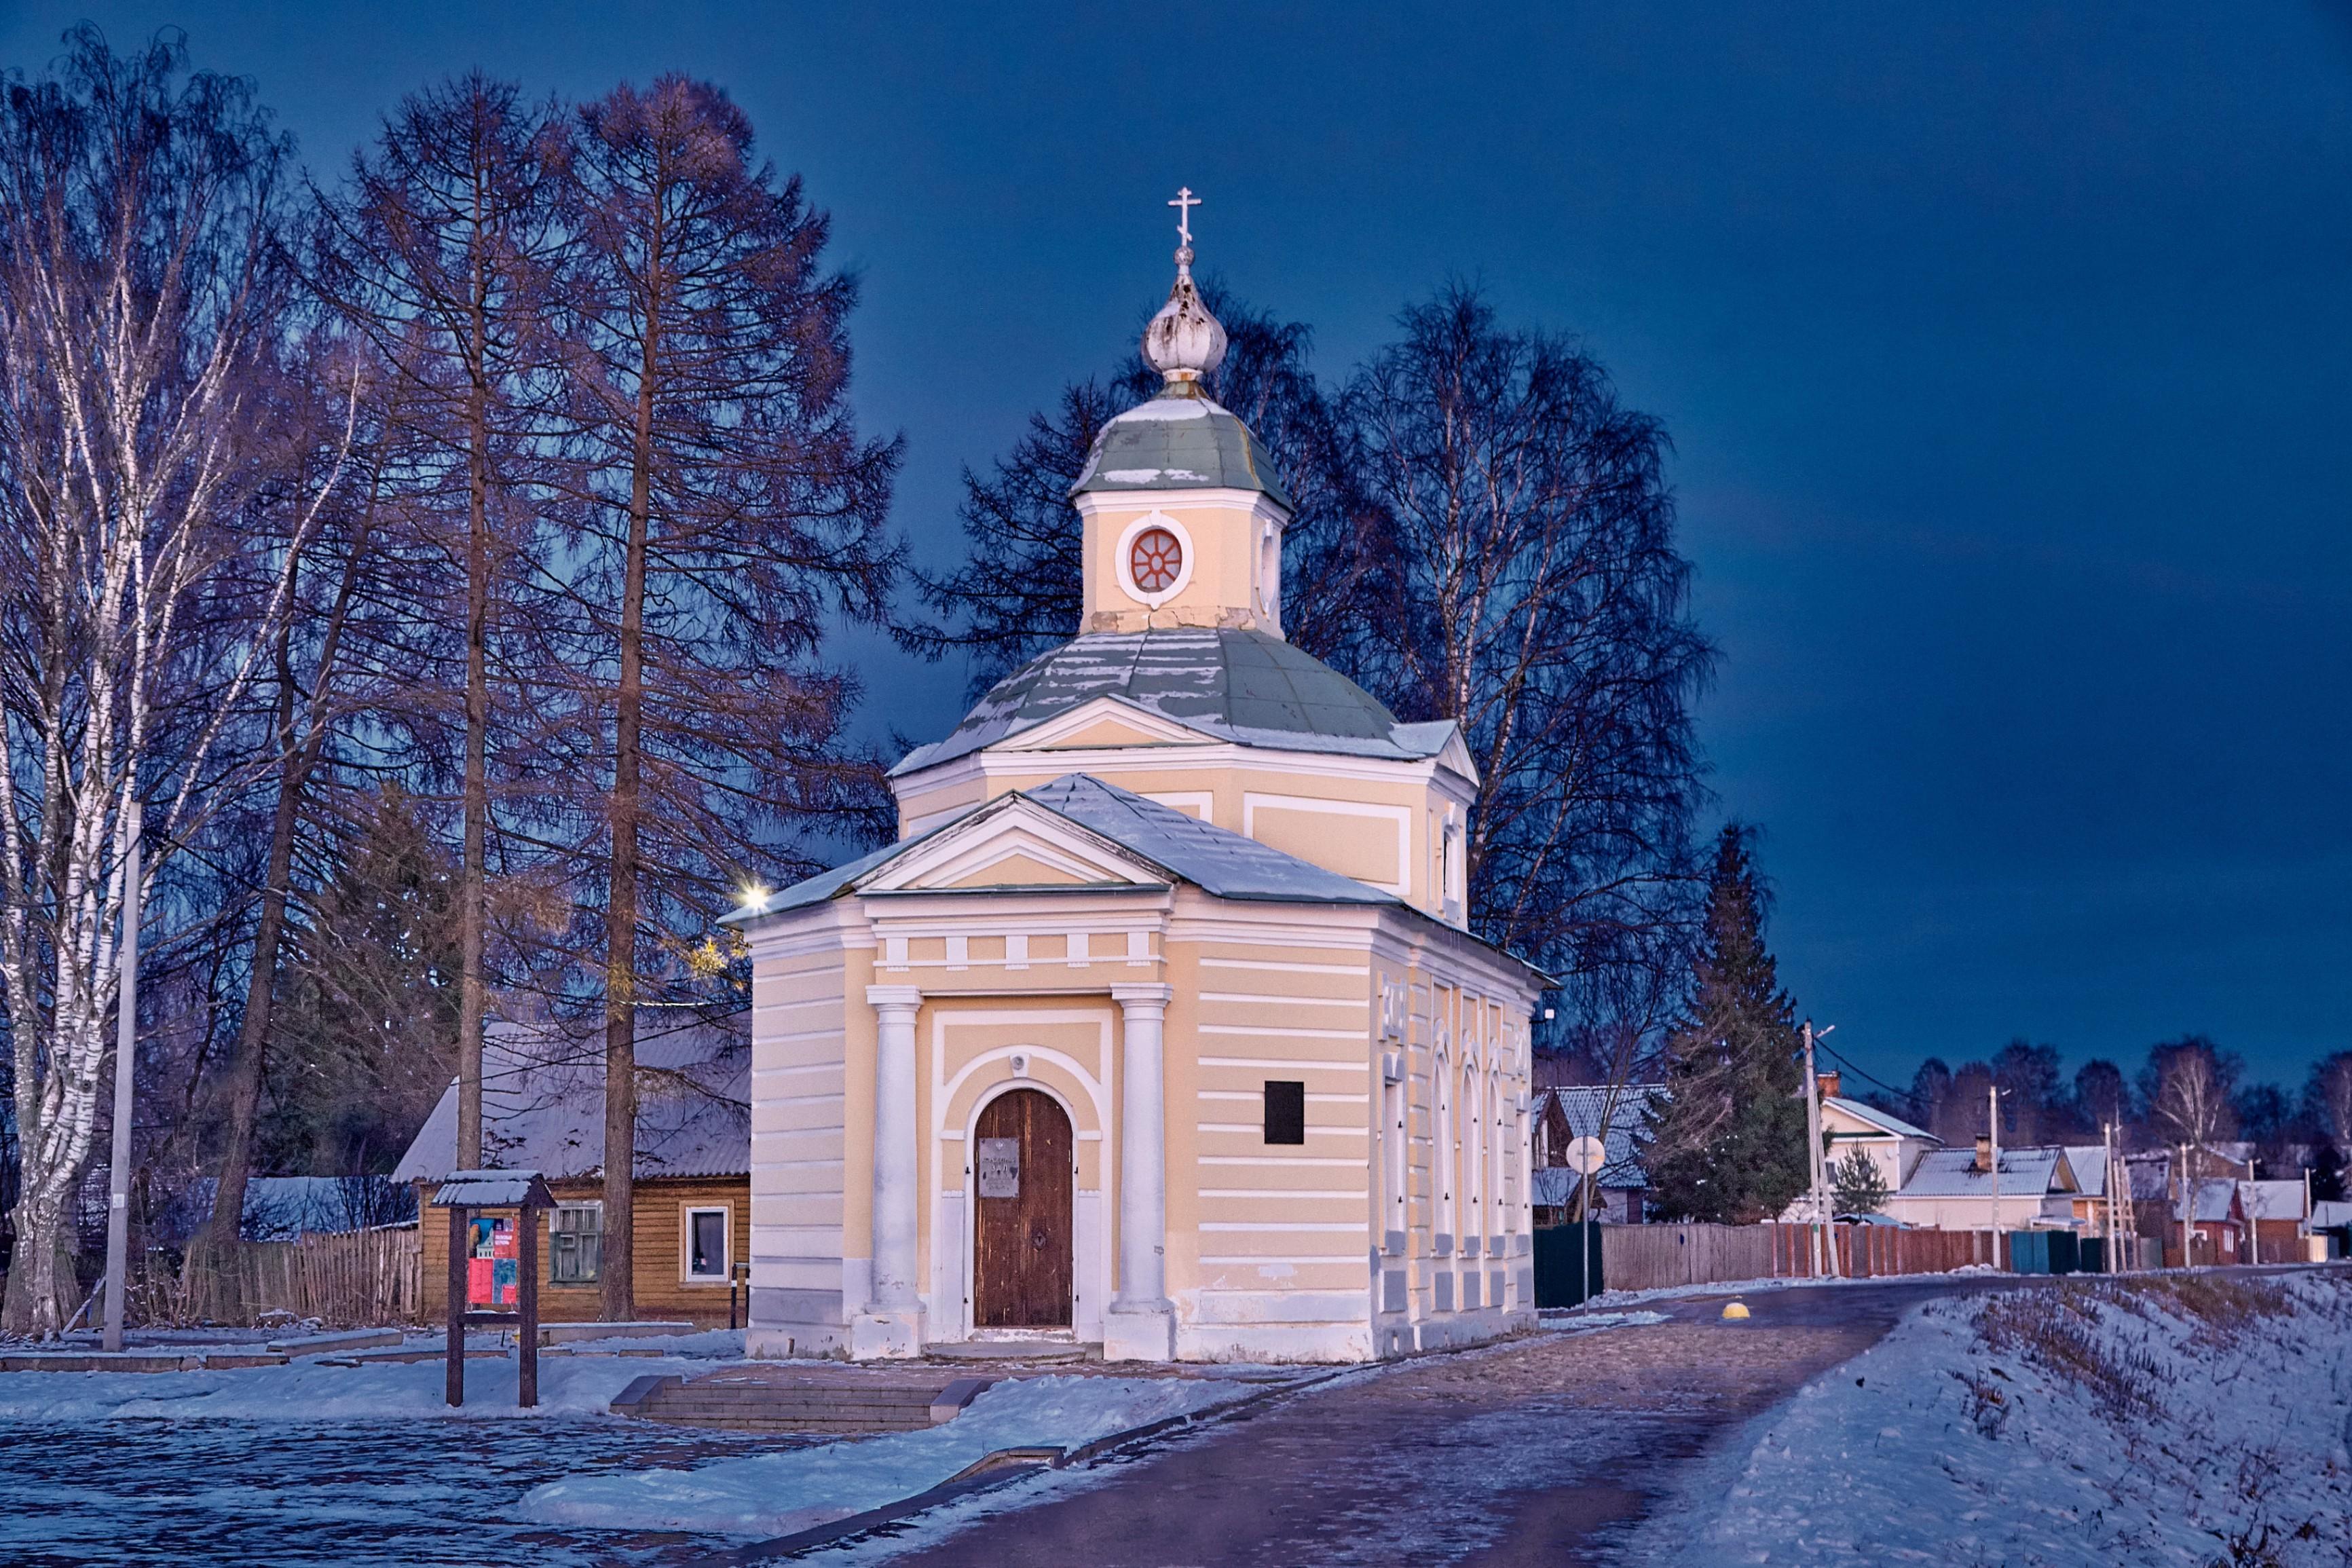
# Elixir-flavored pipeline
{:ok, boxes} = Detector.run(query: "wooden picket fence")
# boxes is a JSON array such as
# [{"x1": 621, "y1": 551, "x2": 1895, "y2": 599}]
[
  {"x1": 1599, "y1": 1222, "x2": 2001, "y2": 1293},
  {"x1": 167, "y1": 1228, "x2": 423, "y2": 1327}
]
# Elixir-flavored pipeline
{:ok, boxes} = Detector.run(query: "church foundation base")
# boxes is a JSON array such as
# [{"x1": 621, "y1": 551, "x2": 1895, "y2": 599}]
[
  {"x1": 850, "y1": 1308, "x2": 924, "y2": 1360},
  {"x1": 1102, "y1": 1302, "x2": 1176, "y2": 1362}
]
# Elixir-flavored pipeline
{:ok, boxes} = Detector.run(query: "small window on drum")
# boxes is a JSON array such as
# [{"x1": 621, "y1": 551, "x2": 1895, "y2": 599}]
[
  {"x1": 1130, "y1": 526, "x2": 1184, "y2": 593},
  {"x1": 1264, "y1": 1080, "x2": 1306, "y2": 1145}
]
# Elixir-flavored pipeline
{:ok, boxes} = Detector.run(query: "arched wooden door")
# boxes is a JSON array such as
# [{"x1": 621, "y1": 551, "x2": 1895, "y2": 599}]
[{"x1": 972, "y1": 1088, "x2": 1074, "y2": 1328}]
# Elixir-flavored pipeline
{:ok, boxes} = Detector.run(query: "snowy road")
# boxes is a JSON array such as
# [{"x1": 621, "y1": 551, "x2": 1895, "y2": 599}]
[
  {"x1": 848, "y1": 1277, "x2": 2030, "y2": 1566},
  {"x1": 0, "y1": 1415, "x2": 796, "y2": 1565}
]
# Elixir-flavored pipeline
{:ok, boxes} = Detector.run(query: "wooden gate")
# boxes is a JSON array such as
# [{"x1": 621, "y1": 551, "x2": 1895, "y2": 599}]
[{"x1": 973, "y1": 1089, "x2": 1074, "y2": 1327}]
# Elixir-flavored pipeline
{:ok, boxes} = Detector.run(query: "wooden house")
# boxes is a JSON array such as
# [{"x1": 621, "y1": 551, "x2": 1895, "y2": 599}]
[
  {"x1": 392, "y1": 1019, "x2": 749, "y2": 1326},
  {"x1": 1531, "y1": 1085, "x2": 1660, "y2": 1224}
]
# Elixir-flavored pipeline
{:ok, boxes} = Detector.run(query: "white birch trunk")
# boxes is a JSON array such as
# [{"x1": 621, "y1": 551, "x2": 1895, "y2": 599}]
[{"x1": 0, "y1": 47, "x2": 343, "y2": 1334}]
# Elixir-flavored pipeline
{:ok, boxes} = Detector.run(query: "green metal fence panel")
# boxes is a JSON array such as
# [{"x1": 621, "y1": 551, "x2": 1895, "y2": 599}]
[{"x1": 1533, "y1": 1225, "x2": 1607, "y2": 1307}]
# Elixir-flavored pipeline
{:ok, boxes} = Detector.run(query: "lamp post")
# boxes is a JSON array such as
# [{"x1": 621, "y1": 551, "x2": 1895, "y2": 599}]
[{"x1": 1987, "y1": 1085, "x2": 2002, "y2": 1271}]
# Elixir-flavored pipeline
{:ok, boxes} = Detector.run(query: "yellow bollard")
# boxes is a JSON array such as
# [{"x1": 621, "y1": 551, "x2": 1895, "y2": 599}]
[{"x1": 1721, "y1": 1300, "x2": 1751, "y2": 1320}]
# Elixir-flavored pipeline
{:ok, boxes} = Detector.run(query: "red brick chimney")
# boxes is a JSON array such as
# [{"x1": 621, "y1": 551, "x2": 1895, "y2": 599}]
[
  {"x1": 1973, "y1": 1135, "x2": 1994, "y2": 1173},
  {"x1": 1818, "y1": 1070, "x2": 1841, "y2": 1101}
]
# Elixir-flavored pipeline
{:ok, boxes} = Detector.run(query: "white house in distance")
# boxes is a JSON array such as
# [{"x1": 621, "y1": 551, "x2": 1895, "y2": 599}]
[
  {"x1": 1816, "y1": 1075, "x2": 1941, "y2": 1197},
  {"x1": 723, "y1": 206, "x2": 1545, "y2": 1364},
  {"x1": 1880, "y1": 1139, "x2": 2084, "y2": 1231}
]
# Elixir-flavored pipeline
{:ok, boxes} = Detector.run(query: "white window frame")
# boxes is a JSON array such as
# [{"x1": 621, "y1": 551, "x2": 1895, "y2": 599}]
[{"x1": 683, "y1": 1204, "x2": 732, "y2": 1284}]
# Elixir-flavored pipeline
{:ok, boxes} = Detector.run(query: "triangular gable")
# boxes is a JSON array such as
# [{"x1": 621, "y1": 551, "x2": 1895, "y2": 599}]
[
  {"x1": 859, "y1": 793, "x2": 1174, "y2": 895},
  {"x1": 994, "y1": 694, "x2": 1214, "y2": 753}
]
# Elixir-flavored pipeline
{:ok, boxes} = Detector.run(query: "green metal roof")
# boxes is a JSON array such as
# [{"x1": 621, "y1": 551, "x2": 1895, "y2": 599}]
[{"x1": 1068, "y1": 391, "x2": 1295, "y2": 513}]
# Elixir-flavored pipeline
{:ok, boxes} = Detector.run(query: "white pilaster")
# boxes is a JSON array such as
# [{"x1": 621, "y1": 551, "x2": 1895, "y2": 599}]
[
  {"x1": 853, "y1": 984, "x2": 924, "y2": 1358},
  {"x1": 1105, "y1": 983, "x2": 1176, "y2": 1360}
]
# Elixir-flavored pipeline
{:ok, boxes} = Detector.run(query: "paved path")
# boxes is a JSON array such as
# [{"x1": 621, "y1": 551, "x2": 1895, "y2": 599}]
[{"x1": 872, "y1": 1278, "x2": 2019, "y2": 1567}]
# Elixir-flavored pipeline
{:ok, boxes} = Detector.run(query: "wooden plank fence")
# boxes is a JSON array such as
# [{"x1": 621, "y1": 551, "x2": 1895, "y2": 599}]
[
  {"x1": 164, "y1": 1228, "x2": 424, "y2": 1328},
  {"x1": 1599, "y1": 1222, "x2": 2002, "y2": 1293}
]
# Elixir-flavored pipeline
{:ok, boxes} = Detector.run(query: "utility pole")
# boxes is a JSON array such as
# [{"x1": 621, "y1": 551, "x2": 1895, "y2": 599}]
[
  {"x1": 1988, "y1": 1085, "x2": 2002, "y2": 1271},
  {"x1": 2243, "y1": 1155, "x2": 2257, "y2": 1266},
  {"x1": 102, "y1": 800, "x2": 142, "y2": 1354},
  {"x1": 1802, "y1": 1022, "x2": 1831, "y2": 1279},
  {"x1": 2179, "y1": 1142, "x2": 2192, "y2": 1269},
  {"x1": 2102, "y1": 1119, "x2": 2116, "y2": 1274}
]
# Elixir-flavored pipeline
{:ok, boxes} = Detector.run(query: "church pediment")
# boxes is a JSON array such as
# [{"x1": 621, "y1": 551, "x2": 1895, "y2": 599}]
[
  {"x1": 995, "y1": 696, "x2": 1214, "y2": 754},
  {"x1": 860, "y1": 794, "x2": 1172, "y2": 895}
]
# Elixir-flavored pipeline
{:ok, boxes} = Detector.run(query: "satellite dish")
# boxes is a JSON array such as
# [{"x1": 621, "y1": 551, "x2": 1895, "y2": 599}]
[{"x1": 1565, "y1": 1135, "x2": 1607, "y2": 1176}]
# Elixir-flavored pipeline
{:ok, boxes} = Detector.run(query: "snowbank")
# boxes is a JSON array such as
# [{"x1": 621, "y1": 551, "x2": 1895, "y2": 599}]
[
  {"x1": 518, "y1": 1374, "x2": 1253, "y2": 1538},
  {"x1": 0, "y1": 1349, "x2": 762, "y2": 1423},
  {"x1": 1630, "y1": 1269, "x2": 2352, "y2": 1566}
]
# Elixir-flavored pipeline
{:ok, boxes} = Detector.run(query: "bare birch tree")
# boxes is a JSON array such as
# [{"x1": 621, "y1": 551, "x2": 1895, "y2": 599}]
[
  {"x1": 0, "y1": 29, "x2": 329, "y2": 1332},
  {"x1": 2144, "y1": 1035, "x2": 2239, "y2": 1167},
  {"x1": 1344, "y1": 286, "x2": 1713, "y2": 1008}
]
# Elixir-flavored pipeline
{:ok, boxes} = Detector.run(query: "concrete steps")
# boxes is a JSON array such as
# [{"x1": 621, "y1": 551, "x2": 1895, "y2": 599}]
[{"x1": 612, "y1": 1374, "x2": 994, "y2": 1434}]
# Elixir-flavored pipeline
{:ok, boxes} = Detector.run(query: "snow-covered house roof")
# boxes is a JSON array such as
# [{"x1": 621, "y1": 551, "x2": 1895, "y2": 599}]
[
  {"x1": 1539, "y1": 1085, "x2": 1661, "y2": 1189},
  {"x1": 2306, "y1": 1200, "x2": 2352, "y2": 1232},
  {"x1": 2061, "y1": 1146, "x2": 2109, "y2": 1199},
  {"x1": 890, "y1": 629, "x2": 1461, "y2": 777},
  {"x1": 2175, "y1": 1178, "x2": 2237, "y2": 1224},
  {"x1": 393, "y1": 1018, "x2": 748, "y2": 1186},
  {"x1": 2235, "y1": 1180, "x2": 2305, "y2": 1222},
  {"x1": 2124, "y1": 1152, "x2": 2174, "y2": 1202},
  {"x1": 131, "y1": 1174, "x2": 416, "y2": 1244},
  {"x1": 738, "y1": 774, "x2": 1417, "y2": 919},
  {"x1": 1824, "y1": 1096, "x2": 1933, "y2": 1141},
  {"x1": 1897, "y1": 1146, "x2": 2076, "y2": 1199}
]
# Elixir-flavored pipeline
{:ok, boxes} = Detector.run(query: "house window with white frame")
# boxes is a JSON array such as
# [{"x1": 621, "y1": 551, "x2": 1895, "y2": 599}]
[{"x1": 684, "y1": 1205, "x2": 730, "y2": 1282}]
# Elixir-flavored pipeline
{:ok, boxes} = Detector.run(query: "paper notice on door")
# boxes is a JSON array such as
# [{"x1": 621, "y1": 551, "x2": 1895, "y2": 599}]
[{"x1": 977, "y1": 1137, "x2": 1021, "y2": 1199}]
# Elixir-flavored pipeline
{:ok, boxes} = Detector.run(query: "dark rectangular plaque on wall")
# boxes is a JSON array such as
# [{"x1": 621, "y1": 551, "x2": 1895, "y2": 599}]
[{"x1": 977, "y1": 1137, "x2": 1022, "y2": 1199}]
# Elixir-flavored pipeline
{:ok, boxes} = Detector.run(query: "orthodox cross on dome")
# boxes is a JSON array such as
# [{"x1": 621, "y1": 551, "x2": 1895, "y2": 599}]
[{"x1": 1169, "y1": 186, "x2": 1201, "y2": 270}]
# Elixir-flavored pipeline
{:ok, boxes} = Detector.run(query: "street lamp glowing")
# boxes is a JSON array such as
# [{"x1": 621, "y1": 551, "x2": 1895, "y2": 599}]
[{"x1": 739, "y1": 884, "x2": 770, "y2": 910}]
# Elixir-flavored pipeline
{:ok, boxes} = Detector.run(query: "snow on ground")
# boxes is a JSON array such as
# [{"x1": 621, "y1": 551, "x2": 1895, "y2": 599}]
[
  {"x1": 1546, "y1": 1309, "x2": 1671, "y2": 1332},
  {"x1": 0, "y1": 1347, "x2": 781, "y2": 1422},
  {"x1": 518, "y1": 1373, "x2": 1256, "y2": 1539},
  {"x1": 1624, "y1": 1269, "x2": 2352, "y2": 1567}
]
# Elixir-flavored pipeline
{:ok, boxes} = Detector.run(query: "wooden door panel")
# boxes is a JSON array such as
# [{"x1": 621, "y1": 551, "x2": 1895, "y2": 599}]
[{"x1": 972, "y1": 1089, "x2": 1074, "y2": 1327}]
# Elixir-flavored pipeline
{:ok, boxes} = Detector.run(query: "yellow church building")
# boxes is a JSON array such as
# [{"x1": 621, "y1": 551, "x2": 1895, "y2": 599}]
[{"x1": 726, "y1": 203, "x2": 1546, "y2": 1362}]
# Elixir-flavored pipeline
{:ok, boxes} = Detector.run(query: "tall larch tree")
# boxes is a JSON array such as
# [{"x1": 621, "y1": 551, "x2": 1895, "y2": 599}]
[
  {"x1": 311, "y1": 74, "x2": 569, "y2": 1173},
  {"x1": 559, "y1": 76, "x2": 898, "y2": 1318},
  {"x1": 1644, "y1": 824, "x2": 1809, "y2": 1222}
]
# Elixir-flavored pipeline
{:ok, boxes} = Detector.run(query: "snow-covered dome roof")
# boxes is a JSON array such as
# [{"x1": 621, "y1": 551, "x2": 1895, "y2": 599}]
[
  {"x1": 892, "y1": 627, "x2": 1456, "y2": 777},
  {"x1": 1068, "y1": 389, "x2": 1294, "y2": 512}
]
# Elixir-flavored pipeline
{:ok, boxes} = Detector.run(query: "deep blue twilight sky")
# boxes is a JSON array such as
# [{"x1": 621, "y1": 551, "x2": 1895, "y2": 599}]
[{"x1": 3, "y1": 3, "x2": 2346, "y2": 1096}]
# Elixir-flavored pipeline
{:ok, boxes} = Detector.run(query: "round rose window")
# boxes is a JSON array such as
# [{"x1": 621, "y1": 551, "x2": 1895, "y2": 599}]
[{"x1": 1129, "y1": 527, "x2": 1183, "y2": 594}]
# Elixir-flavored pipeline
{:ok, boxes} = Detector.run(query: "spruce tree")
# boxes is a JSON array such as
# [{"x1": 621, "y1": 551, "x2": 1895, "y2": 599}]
[
  {"x1": 1830, "y1": 1149, "x2": 1891, "y2": 1215},
  {"x1": 1645, "y1": 825, "x2": 1810, "y2": 1222}
]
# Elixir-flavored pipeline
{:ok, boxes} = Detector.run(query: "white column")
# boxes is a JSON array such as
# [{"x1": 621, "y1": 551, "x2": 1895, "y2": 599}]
[
  {"x1": 1105, "y1": 983, "x2": 1175, "y2": 1360},
  {"x1": 853, "y1": 984, "x2": 923, "y2": 1358}
]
